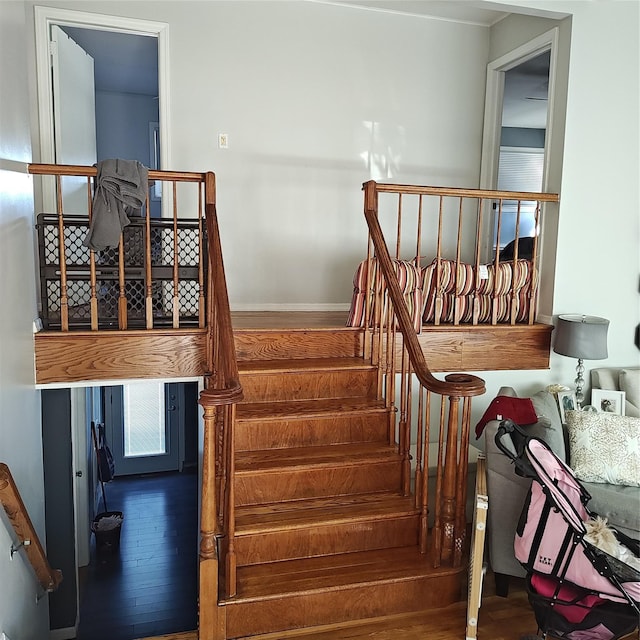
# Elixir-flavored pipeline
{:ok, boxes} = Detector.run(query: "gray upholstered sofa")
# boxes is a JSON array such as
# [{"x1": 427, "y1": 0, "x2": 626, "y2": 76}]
[{"x1": 483, "y1": 366, "x2": 640, "y2": 596}]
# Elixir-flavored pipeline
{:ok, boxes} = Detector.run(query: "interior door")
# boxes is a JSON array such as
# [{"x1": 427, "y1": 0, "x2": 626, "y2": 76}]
[
  {"x1": 50, "y1": 24, "x2": 97, "y2": 213},
  {"x1": 105, "y1": 382, "x2": 180, "y2": 476}
]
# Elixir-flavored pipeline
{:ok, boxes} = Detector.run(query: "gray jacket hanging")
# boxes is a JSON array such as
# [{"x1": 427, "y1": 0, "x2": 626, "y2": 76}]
[{"x1": 83, "y1": 158, "x2": 149, "y2": 251}]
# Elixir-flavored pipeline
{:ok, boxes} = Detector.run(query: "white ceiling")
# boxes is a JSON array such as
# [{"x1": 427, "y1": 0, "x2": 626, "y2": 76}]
[{"x1": 62, "y1": 2, "x2": 549, "y2": 129}]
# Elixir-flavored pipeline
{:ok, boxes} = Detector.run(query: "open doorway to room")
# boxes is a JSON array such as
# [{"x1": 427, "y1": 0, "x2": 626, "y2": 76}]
[{"x1": 495, "y1": 49, "x2": 550, "y2": 257}]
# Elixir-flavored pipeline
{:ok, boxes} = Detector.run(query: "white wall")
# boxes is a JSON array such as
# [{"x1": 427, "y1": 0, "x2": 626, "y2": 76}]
[
  {"x1": 27, "y1": 0, "x2": 490, "y2": 309},
  {"x1": 474, "y1": 0, "x2": 640, "y2": 418},
  {"x1": 0, "y1": 3, "x2": 49, "y2": 639},
  {"x1": 22, "y1": 2, "x2": 639, "y2": 435}
]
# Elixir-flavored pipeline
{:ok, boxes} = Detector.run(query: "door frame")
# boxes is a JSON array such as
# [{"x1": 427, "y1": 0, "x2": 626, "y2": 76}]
[
  {"x1": 34, "y1": 6, "x2": 171, "y2": 206},
  {"x1": 479, "y1": 27, "x2": 559, "y2": 192},
  {"x1": 478, "y1": 27, "x2": 560, "y2": 324}
]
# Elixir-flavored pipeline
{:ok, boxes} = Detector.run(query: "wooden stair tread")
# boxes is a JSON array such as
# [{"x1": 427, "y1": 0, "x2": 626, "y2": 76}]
[
  {"x1": 236, "y1": 442, "x2": 399, "y2": 473},
  {"x1": 237, "y1": 397, "x2": 388, "y2": 421},
  {"x1": 238, "y1": 356, "x2": 373, "y2": 374},
  {"x1": 235, "y1": 492, "x2": 418, "y2": 534},
  {"x1": 224, "y1": 547, "x2": 453, "y2": 603}
]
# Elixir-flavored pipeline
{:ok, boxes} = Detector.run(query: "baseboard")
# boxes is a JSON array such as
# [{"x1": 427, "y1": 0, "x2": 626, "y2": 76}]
[
  {"x1": 231, "y1": 303, "x2": 350, "y2": 312},
  {"x1": 49, "y1": 625, "x2": 77, "y2": 640}
]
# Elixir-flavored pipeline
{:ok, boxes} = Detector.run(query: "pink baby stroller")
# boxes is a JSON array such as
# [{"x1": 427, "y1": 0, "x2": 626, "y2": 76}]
[{"x1": 495, "y1": 419, "x2": 640, "y2": 640}]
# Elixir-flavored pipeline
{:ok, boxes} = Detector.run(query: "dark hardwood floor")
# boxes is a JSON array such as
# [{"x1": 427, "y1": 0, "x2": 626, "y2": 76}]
[{"x1": 76, "y1": 470, "x2": 198, "y2": 640}]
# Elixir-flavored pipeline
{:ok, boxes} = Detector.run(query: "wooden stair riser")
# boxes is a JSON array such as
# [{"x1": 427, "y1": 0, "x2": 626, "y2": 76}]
[
  {"x1": 235, "y1": 412, "x2": 389, "y2": 451},
  {"x1": 235, "y1": 461, "x2": 402, "y2": 506},
  {"x1": 235, "y1": 330, "x2": 362, "y2": 361},
  {"x1": 221, "y1": 572, "x2": 462, "y2": 638},
  {"x1": 239, "y1": 369, "x2": 376, "y2": 403},
  {"x1": 234, "y1": 514, "x2": 420, "y2": 565}
]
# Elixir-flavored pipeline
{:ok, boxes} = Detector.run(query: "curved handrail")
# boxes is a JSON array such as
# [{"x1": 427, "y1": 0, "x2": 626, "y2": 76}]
[
  {"x1": 0, "y1": 463, "x2": 63, "y2": 592},
  {"x1": 363, "y1": 181, "x2": 485, "y2": 398}
]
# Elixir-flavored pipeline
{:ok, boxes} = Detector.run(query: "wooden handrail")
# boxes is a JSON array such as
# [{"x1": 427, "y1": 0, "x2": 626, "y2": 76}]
[
  {"x1": 197, "y1": 171, "x2": 243, "y2": 616},
  {"x1": 0, "y1": 463, "x2": 62, "y2": 592},
  {"x1": 28, "y1": 162, "x2": 206, "y2": 182},
  {"x1": 363, "y1": 181, "x2": 485, "y2": 399},
  {"x1": 374, "y1": 182, "x2": 560, "y2": 202}
]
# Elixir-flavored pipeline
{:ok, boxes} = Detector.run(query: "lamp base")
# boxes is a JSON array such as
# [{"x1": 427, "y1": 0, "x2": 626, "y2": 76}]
[{"x1": 574, "y1": 358, "x2": 585, "y2": 408}]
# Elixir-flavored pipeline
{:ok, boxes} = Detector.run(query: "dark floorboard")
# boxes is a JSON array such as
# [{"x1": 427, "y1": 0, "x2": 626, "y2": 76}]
[{"x1": 76, "y1": 470, "x2": 198, "y2": 640}]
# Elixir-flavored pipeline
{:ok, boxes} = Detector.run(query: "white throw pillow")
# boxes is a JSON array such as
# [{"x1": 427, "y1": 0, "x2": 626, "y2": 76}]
[{"x1": 566, "y1": 411, "x2": 640, "y2": 487}]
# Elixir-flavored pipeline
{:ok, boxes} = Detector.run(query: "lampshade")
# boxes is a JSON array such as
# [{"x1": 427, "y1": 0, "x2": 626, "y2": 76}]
[{"x1": 553, "y1": 314, "x2": 609, "y2": 360}]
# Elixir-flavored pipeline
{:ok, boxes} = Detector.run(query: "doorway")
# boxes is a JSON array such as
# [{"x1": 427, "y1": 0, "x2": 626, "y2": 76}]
[
  {"x1": 494, "y1": 49, "x2": 550, "y2": 254},
  {"x1": 34, "y1": 6, "x2": 170, "y2": 208},
  {"x1": 104, "y1": 382, "x2": 186, "y2": 476}
]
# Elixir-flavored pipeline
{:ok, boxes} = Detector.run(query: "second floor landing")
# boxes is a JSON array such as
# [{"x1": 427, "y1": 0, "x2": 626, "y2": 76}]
[{"x1": 34, "y1": 311, "x2": 553, "y2": 386}]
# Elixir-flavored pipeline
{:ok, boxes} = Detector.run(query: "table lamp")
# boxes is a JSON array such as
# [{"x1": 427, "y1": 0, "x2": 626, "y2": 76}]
[{"x1": 553, "y1": 314, "x2": 609, "y2": 407}]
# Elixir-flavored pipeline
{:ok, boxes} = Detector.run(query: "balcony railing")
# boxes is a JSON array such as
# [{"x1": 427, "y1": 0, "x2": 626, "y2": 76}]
[{"x1": 29, "y1": 163, "x2": 208, "y2": 332}]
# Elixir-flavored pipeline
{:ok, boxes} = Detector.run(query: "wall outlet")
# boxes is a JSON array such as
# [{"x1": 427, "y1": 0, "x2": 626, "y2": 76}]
[{"x1": 218, "y1": 133, "x2": 229, "y2": 149}]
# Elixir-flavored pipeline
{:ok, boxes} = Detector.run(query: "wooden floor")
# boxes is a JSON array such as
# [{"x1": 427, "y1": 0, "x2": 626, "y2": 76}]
[{"x1": 76, "y1": 470, "x2": 198, "y2": 640}]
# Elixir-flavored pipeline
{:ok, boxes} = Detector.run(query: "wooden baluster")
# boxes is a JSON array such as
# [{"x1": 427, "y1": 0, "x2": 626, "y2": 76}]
[
  {"x1": 172, "y1": 181, "x2": 180, "y2": 328},
  {"x1": 198, "y1": 400, "x2": 221, "y2": 638},
  {"x1": 415, "y1": 194, "x2": 423, "y2": 267},
  {"x1": 55, "y1": 176, "x2": 69, "y2": 331},
  {"x1": 386, "y1": 293, "x2": 396, "y2": 446},
  {"x1": 145, "y1": 182, "x2": 153, "y2": 329},
  {"x1": 528, "y1": 201, "x2": 542, "y2": 324},
  {"x1": 419, "y1": 388, "x2": 431, "y2": 554},
  {"x1": 87, "y1": 177, "x2": 98, "y2": 330},
  {"x1": 453, "y1": 395, "x2": 472, "y2": 567},
  {"x1": 374, "y1": 261, "x2": 386, "y2": 399},
  {"x1": 415, "y1": 384, "x2": 425, "y2": 509},
  {"x1": 395, "y1": 193, "x2": 402, "y2": 259},
  {"x1": 224, "y1": 403, "x2": 237, "y2": 598},
  {"x1": 440, "y1": 395, "x2": 461, "y2": 564},
  {"x1": 399, "y1": 348, "x2": 411, "y2": 495},
  {"x1": 118, "y1": 231, "x2": 127, "y2": 330},
  {"x1": 472, "y1": 198, "x2": 484, "y2": 325},
  {"x1": 198, "y1": 181, "x2": 205, "y2": 329},
  {"x1": 492, "y1": 199, "x2": 504, "y2": 325},
  {"x1": 510, "y1": 199, "x2": 522, "y2": 324},
  {"x1": 434, "y1": 197, "x2": 444, "y2": 325},
  {"x1": 453, "y1": 197, "x2": 463, "y2": 325},
  {"x1": 432, "y1": 398, "x2": 446, "y2": 566}
]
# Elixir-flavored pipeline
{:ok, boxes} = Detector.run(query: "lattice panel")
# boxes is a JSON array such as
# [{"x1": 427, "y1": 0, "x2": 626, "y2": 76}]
[
  {"x1": 37, "y1": 214, "x2": 206, "y2": 329},
  {"x1": 64, "y1": 226, "x2": 90, "y2": 265},
  {"x1": 179, "y1": 228, "x2": 200, "y2": 266}
]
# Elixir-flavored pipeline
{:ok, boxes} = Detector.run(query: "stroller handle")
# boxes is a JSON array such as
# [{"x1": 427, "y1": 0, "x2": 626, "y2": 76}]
[{"x1": 495, "y1": 419, "x2": 538, "y2": 478}]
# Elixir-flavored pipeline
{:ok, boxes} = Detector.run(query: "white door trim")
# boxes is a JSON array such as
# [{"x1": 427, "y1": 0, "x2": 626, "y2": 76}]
[
  {"x1": 479, "y1": 27, "x2": 559, "y2": 192},
  {"x1": 34, "y1": 6, "x2": 171, "y2": 204}
]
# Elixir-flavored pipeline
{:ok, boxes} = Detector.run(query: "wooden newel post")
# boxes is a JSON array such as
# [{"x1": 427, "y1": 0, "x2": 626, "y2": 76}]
[{"x1": 198, "y1": 397, "x2": 221, "y2": 640}]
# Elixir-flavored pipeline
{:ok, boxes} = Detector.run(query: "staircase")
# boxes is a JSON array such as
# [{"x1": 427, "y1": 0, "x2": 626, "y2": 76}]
[{"x1": 209, "y1": 328, "x2": 466, "y2": 639}]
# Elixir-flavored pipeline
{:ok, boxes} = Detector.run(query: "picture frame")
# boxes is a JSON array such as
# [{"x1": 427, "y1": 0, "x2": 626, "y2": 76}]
[
  {"x1": 591, "y1": 389, "x2": 626, "y2": 416},
  {"x1": 557, "y1": 390, "x2": 578, "y2": 423}
]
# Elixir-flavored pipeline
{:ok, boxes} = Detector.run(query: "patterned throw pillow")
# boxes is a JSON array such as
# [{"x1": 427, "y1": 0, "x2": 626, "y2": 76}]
[{"x1": 566, "y1": 411, "x2": 640, "y2": 487}]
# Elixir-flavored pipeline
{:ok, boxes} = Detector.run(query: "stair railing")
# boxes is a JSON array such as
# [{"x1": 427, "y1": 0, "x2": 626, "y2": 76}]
[
  {"x1": 362, "y1": 180, "x2": 486, "y2": 568},
  {"x1": 29, "y1": 163, "x2": 208, "y2": 331},
  {"x1": 198, "y1": 172, "x2": 243, "y2": 619},
  {"x1": 0, "y1": 463, "x2": 63, "y2": 593}
]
